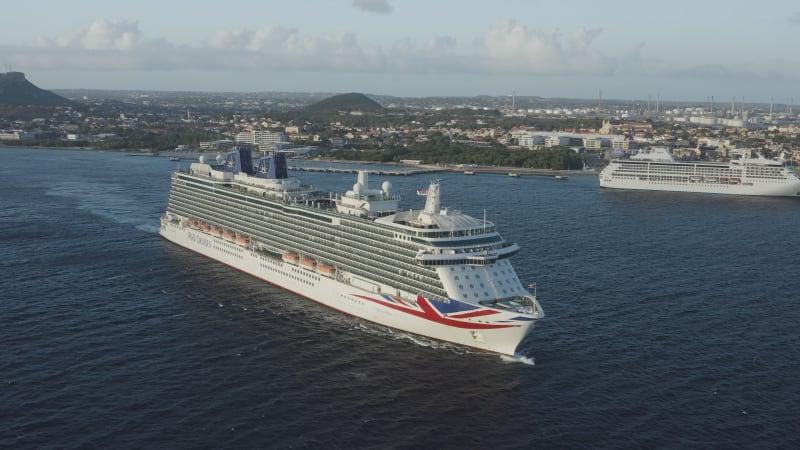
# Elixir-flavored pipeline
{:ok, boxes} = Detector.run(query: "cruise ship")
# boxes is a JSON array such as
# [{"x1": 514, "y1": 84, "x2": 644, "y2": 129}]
[
  {"x1": 160, "y1": 148, "x2": 544, "y2": 356},
  {"x1": 599, "y1": 147, "x2": 800, "y2": 196}
]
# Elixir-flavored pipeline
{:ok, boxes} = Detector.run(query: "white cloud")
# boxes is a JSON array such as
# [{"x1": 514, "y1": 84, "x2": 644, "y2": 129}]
[
  {"x1": 6, "y1": 17, "x2": 800, "y2": 88},
  {"x1": 428, "y1": 36, "x2": 457, "y2": 54},
  {"x1": 34, "y1": 19, "x2": 143, "y2": 50},
  {"x1": 479, "y1": 19, "x2": 612, "y2": 75},
  {"x1": 3, "y1": 18, "x2": 618, "y2": 75},
  {"x1": 352, "y1": 0, "x2": 393, "y2": 14},
  {"x1": 204, "y1": 26, "x2": 386, "y2": 72},
  {"x1": 789, "y1": 11, "x2": 800, "y2": 24}
]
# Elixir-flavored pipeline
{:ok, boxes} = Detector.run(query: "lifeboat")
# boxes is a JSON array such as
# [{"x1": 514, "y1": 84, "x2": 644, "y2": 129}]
[
  {"x1": 235, "y1": 235, "x2": 250, "y2": 246},
  {"x1": 186, "y1": 218, "x2": 199, "y2": 228},
  {"x1": 210, "y1": 226, "x2": 223, "y2": 237},
  {"x1": 200, "y1": 222, "x2": 211, "y2": 232},
  {"x1": 222, "y1": 230, "x2": 236, "y2": 241},
  {"x1": 299, "y1": 257, "x2": 317, "y2": 270},
  {"x1": 282, "y1": 252, "x2": 299, "y2": 264},
  {"x1": 729, "y1": 177, "x2": 741, "y2": 185},
  {"x1": 318, "y1": 264, "x2": 336, "y2": 277}
]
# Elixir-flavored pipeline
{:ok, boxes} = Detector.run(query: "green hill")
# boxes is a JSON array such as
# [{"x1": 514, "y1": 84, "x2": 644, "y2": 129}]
[
  {"x1": 0, "y1": 72, "x2": 71, "y2": 106},
  {"x1": 306, "y1": 92, "x2": 383, "y2": 113}
]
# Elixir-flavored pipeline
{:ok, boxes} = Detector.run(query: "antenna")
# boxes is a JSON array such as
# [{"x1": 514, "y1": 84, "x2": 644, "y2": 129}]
[
  {"x1": 770, "y1": 97, "x2": 773, "y2": 121},
  {"x1": 598, "y1": 88, "x2": 603, "y2": 110}
]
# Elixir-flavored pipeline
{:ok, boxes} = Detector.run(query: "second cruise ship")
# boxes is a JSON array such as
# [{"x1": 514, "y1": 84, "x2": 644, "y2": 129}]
[{"x1": 599, "y1": 147, "x2": 800, "y2": 196}]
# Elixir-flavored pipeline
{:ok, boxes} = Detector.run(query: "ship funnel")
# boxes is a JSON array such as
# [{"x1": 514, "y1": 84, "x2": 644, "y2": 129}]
[
  {"x1": 223, "y1": 146, "x2": 254, "y2": 174},
  {"x1": 254, "y1": 152, "x2": 288, "y2": 179},
  {"x1": 423, "y1": 179, "x2": 441, "y2": 214},
  {"x1": 357, "y1": 171, "x2": 369, "y2": 186}
]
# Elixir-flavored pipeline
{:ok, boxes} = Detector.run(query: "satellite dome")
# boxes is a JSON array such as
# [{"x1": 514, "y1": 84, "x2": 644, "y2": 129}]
[
  {"x1": 216, "y1": 154, "x2": 224, "y2": 164},
  {"x1": 382, "y1": 181, "x2": 392, "y2": 193},
  {"x1": 198, "y1": 155, "x2": 205, "y2": 164},
  {"x1": 353, "y1": 183, "x2": 363, "y2": 195}
]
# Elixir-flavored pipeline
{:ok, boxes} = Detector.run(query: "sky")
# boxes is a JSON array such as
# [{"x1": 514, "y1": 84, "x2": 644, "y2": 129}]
[{"x1": 2, "y1": 0, "x2": 800, "y2": 102}]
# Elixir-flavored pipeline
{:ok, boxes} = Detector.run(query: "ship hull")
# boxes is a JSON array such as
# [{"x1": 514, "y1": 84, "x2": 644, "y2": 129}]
[
  {"x1": 599, "y1": 176, "x2": 800, "y2": 196},
  {"x1": 599, "y1": 159, "x2": 800, "y2": 197},
  {"x1": 160, "y1": 217, "x2": 537, "y2": 356}
]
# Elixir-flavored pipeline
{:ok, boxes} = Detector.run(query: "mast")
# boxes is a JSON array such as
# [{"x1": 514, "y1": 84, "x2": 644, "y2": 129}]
[
  {"x1": 770, "y1": 97, "x2": 773, "y2": 121},
  {"x1": 422, "y1": 179, "x2": 440, "y2": 215}
]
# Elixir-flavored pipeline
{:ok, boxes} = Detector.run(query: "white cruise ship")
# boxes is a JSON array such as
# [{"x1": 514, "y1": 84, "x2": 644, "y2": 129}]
[
  {"x1": 599, "y1": 147, "x2": 800, "y2": 197},
  {"x1": 160, "y1": 148, "x2": 543, "y2": 356}
]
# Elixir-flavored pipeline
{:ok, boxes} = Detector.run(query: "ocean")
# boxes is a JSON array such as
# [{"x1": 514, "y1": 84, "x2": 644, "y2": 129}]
[{"x1": 1, "y1": 147, "x2": 798, "y2": 449}]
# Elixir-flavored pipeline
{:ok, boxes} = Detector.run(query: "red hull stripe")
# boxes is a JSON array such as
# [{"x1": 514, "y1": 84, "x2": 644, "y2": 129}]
[
  {"x1": 354, "y1": 294, "x2": 513, "y2": 330},
  {"x1": 447, "y1": 309, "x2": 501, "y2": 319}
]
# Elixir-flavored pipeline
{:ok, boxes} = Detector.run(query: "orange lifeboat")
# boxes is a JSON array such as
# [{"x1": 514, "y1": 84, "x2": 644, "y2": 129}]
[
  {"x1": 200, "y1": 223, "x2": 211, "y2": 232},
  {"x1": 235, "y1": 235, "x2": 250, "y2": 246},
  {"x1": 222, "y1": 230, "x2": 236, "y2": 241},
  {"x1": 282, "y1": 252, "x2": 299, "y2": 264},
  {"x1": 318, "y1": 264, "x2": 336, "y2": 277},
  {"x1": 299, "y1": 257, "x2": 317, "y2": 270}
]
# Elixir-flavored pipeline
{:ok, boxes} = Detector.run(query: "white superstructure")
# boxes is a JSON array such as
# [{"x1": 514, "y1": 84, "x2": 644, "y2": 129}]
[
  {"x1": 160, "y1": 149, "x2": 543, "y2": 356},
  {"x1": 599, "y1": 147, "x2": 800, "y2": 197}
]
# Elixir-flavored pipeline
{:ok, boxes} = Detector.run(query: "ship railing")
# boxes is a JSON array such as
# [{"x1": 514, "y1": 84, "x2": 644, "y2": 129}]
[
  {"x1": 416, "y1": 249, "x2": 505, "y2": 266},
  {"x1": 480, "y1": 295, "x2": 538, "y2": 315},
  {"x1": 465, "y1": 254, "x2": 499, "y2": 265}
]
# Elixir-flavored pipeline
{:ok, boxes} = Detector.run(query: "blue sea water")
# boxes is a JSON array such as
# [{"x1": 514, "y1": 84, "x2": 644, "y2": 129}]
[{"x1": 1, "y1": 147, "x2": 798, "y2": 449}]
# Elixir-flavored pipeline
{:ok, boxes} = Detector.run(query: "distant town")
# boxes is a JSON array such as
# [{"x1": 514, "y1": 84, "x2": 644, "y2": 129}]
[{"x1": 1, "y1": 71, "x2": 799, "y2": 171}]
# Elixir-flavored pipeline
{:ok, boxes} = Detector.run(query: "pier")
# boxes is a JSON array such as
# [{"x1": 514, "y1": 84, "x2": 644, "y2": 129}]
[
  {"x1": 289, "y1": 164, "x2": 589, "y2": 178},
  {"x1": 289, "y1": 166, "x2": 441, "y2": 176}
]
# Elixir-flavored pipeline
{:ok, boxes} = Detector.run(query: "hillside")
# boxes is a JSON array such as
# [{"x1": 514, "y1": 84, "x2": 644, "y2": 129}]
[
  {"x1": 0, "y1": 72, "x2": 71, "y2": 106},
  {"x1": 305, "y1": 92, "x2": 383, "y2": 113}
]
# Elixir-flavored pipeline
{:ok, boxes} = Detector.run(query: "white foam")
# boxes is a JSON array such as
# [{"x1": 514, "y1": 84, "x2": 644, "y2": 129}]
[{"x1": 500, "y1": 353, "x2": 536, "y2": 365}]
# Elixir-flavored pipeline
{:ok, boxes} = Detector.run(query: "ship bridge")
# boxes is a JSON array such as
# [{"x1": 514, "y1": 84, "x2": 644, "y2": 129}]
[{"x1": 375, "y1": 178, "x2": 519, "y2": 267}]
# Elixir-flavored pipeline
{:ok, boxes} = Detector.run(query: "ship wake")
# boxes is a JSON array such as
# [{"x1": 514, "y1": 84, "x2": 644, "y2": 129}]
[{"x1": 501, "y1": 353, "x2": 536, "y2": 366}]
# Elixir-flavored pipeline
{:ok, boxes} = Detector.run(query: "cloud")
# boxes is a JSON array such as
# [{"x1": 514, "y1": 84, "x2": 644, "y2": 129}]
[
  {"x1": 204, "y1": 26, "x2": 387, "y2": 72},
  {"x1": 789, "y1": 11, "x2": 800, "y2": 24},
  {"x1": 7, "y1": 18, "x2": 618, "y2": 76},
  {"x1": 34, "y1": 19, "x2": 144, "y2": 50},
  {"x1": 7, "y1": 17, "x2": 800, "y2": 87},
  {"x1": 479, "y1": 19, "x2": 613, "y2": 75},
  {"x1": 352, "y1": 0, "x2": 393, "y2": 14}
]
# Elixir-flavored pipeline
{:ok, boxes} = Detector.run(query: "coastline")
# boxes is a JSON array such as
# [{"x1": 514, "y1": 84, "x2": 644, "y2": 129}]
[{"x1": 1, "y1": 145, "x2": 597, "y2": 175}]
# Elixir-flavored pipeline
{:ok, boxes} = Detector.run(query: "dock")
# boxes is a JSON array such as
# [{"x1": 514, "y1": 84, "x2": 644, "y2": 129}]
[
  {"x1": 288, "y1": 163, "x2": 593, "y2": 178},
  {"x1": 289, "y1": 166, "x2": 441, "y2": 176}
]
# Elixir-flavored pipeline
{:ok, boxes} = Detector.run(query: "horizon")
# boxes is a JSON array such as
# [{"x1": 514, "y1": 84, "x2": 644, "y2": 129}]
[
  {"x1": 6, "y1": 70, "x2": 797, "y2": 108},
  {"x1": 42, "y1": 84, "x2": 800, "y2": 108}
]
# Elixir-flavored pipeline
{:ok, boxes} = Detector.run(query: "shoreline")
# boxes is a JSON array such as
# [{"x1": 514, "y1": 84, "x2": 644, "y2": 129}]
[{"x1": 1, "y1": 145, "x2": 598, "y2": 175}]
